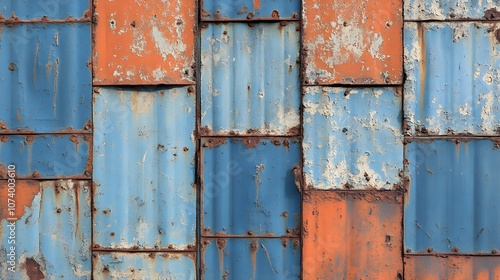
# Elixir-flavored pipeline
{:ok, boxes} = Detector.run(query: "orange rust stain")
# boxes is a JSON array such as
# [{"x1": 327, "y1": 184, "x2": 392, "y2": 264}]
[
  {"x1": 0, "y1": 180, "x2": 40, "y2": 220},
  {"x1": 303, "y1": 191, "x2": 403, "y2": 279},
  {"x1": 405, "y1": 256, "x2": 500, "y2": 280},
  {"x1": 254, "y1": 0, "x2": 261, "y2": 9},
  {"x1": 93, "y1": 0, "x2": 196, "y2": 85},
  {"x1": 303, "y1": 0, "x2": 403, "y2": 84}
]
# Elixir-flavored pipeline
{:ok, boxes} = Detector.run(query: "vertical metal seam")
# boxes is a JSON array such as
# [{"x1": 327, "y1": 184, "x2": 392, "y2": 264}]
[
  {"x1": 90, "y1": 0, "x2": 95, "y2": 278},
  {"x1": 401, "y1": 0, "x2": 406, "y2": 278},
  {"x1": 196, "y1": 0, "x2": 202, "y2": 278},
  {"x1": 299, "y1": 0, "x2": 305, "y2": 279}
]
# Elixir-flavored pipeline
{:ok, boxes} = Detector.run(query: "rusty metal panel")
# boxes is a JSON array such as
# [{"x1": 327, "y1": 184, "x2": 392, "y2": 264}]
[
  {"x1": 303, "y1": 0, "x2": 403, "y2": 85},
  {"x1": 93, "y1": 252, "x2": 196, "y2": 279},
  {"x1": 93, "y1": 87, "x2": 196, "y2": 250},
  {"x1": 405, "y1": 256, "x2": 500, "y2": 280},
  {"x1": 0, "y1": 135, "x2": 91, "y2": 179},
  {"x1": 0, "y1": 0, "x2": 90, "y2": 20},
  {"x1": 0, "y1": 180, "x2": 91, "y2": 279},
  {"x1": 201, "y1": 238, "x2": 300, "y2": 279},
  {"x1": 93, "y1": 0, "x2": 196, "y2": 85},
  {"x1": 201, "y1": 138, "x2": 300, "y2": 237},
  {"x1": 303, "y1": 191, "x2": 403, "y2": 279},
  {"x1": 0, "y1": 23, "x2": 91, "y2": 134},
  {"x1": 404, "y1": 22, "x2": 500, "y2": 136},
  {"x1": 303, "y1": 87, "x2": 403, "y2": 190},
  {"x1": 405, "y1": 0, "x2": 500, "y2": 20},
  {"x1": 200, "y1": 22, "x2": 300, "y2": 136},
  {"x1": 405, "y1": 140, "x2": 500, "y2": 254},
  {"x1": 201, "y1": 0, "x2": 300, "y2": 20}
]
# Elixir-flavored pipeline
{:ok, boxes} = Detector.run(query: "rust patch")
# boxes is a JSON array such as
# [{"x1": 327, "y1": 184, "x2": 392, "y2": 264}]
[
  {"x1": 203, "y1": 138, "x2": 227, "y2": 148},
  {"x1": 25, "y1": 135, "x2": 35, "y2": 143},
  {"x1": 69, "y1": 134, "x2": 80, "y2": 145},
  {"x1": 1, "y1": 181, "x2": 41, "y2": 220},
  {"x1": 495, "y1": 29, "x2": 500, "y2": 44},
  {"x1": 199, "y1": 125, "x2": 212, "y2": 136},
  {"x1": 271, "y1": 10, "x2": 280, "y2": 18},
  {"x1": 485, "y1": 8, "x2": 500, "y2": 20},
  {"x1": 242, "y1": 138, "x2": 260, "y2": 149},
  {"x1": 0, "y1": 121, "x2": 6, "y2": 130},
  {"x1": 250, "y1": 239, "x2": 258, "y2": 274},
  {"x1": 0, "y1": 135, "x2": 8, "y2": 142},
  {"x1": 25, "y1": 257, "x2": 45, "y2": 280},
  {"x1": 201, "y1": 9, "x2": 210, "y2": 18},
  {"x1": 0, "y1": 164, "x2": 7, "y2": 178},
  {"x1": 287, "y1": 125, "x2": 300, "y2": 135}
]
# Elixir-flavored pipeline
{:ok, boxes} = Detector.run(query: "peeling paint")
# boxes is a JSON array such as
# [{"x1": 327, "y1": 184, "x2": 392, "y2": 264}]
[{"x1": 405, "y1": 0, "x2": 500, "y2": 20}]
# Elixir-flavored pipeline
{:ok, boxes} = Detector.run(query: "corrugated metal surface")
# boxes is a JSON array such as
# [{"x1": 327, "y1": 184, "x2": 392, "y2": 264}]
[
  {"x1": 0, "y1": 135, "x2": 91, "y2": 179},
  {"x1": 201, "y1": 0, "x2": 300, "y2": 20},
  {"x1": 201, "y1": 138, "x2": 300, "y2": 237},
  {"x1": 93, "y1": 87, "x2": 196, "y2": 250},
  {"x1": 303, "y1": 0, "x2": 403, "y2": 85},
  {"x1": 405, "y1": 140, "x2": 500, "y2": 254},
  {"x1": 201, "y1": 238, "x2": 300, "y2": 279},
  {"x1": 0, "y1": 0, "x2": 90, "y2": 20},
  {"x1": 404, "y1": 0, "x2": 500, "y2": 20},
  {"x1": 93, "y1": 0, "x2": 196, "y2": 85},
  {"x1": 93, "y1": 252, "x2": 196, "y2": 279},
  {"x1": 200, "y1": 22, "x2": 300, "y2": 136},
  {"x1": 303, "y1": 87, "x2": 403, "y2": 190},
  {"x1": 404, "y1": 22, "x2": 500, "y2": 136},
  {"x1": 405, "y1": 256, "x2": 500, "y2": 279},
  {"x1": 0, "y1": 180, "x2": 91, "y2": 279},
  {"x1": 303, "y1": 191, "x2": 403, "y2": 279},
  {"x1": 0, "y1": 23, "x2": 92, "y2": 134}
]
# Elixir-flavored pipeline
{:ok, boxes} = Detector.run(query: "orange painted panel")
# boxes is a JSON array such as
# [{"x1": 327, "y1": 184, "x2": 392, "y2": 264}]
[
  {"x1": 303, "y1": 0, "x2": 403, "y2": 85},
  {"x1": 93, "y1": 0, "x2": 196, "y2": 85},
  {"x1": 0, "y1": 180, "x2": 40, "y2": 220},
  {"x1": 303, "y1": 191, "x2": 403, "y2": 279},
  {"x1": 405, "y1": 256, "x2": 500, "y2": 280}
]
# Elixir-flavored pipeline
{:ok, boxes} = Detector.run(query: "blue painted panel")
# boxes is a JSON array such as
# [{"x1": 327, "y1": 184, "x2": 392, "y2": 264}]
[
  {"x1": 202, "y1": 0, "x2": 300, "y2": 20},
  {"x1": 0, "y1": 135, "x2": 90, "y2": 179},
  {"x1": 0, "y1": 0, "x2": 90, "y2": 20},
  {"x1": 202, "y1": 238, "x2": 300, "y2": 279},
  {"x1": 93, "y1": 87, "x2": 196, "y2": 250},
  {"x1": 405, "y1": 140, "x2": 500, "y2": 253},
  {"x1": 303, "y1": 87, "x2": 403, "y2": 190},
  {"x1": 201, "y1": 22, "x2": 300, "y2": 135},
  {"x1": 0, "y1": 23, "x2": 92, "y2": 133},
  {"x1": 202, "y1": 138, "x2": 300, "y2": 237},
  {"x1": 0, "y1": 180, "x2": 91, "y2": 279},
  {"x1": 93, "y1": 252, "x2": 196, "y2": 280},
  {"x1": 404, "y1": 0, "x2": 500, "y2": 20},
  {"x1": 404, "y1": 22, "x2": 500, "y2": 136}
]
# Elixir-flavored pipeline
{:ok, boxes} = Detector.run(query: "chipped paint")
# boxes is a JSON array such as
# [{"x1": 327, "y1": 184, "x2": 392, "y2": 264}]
[
  {"x1": 0, "y1": 0, "x2": 90, "y2": 21},
  {"x1": 405, "y1": 0, "x2": 500, "y2": 20},
  {"x1": 405, "y1": 256, "x2": 500, "y2": 279},
  {"x1": 201, "y1": 0, "x2": 300, "y2": 20}
]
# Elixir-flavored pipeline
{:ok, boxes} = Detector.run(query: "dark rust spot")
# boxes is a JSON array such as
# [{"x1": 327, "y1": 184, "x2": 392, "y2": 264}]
[
  {"x1": 199, "y1": 126, "x2": 212, "y2": 136},
  {"x1": 427, "y1": 247, "x2": 433, "y2": 253},
  {"x1": 287, "y1": 125, "x2": 300, "y2": 135},
  {"x1": 242, "y1": 138, "x2": 260, "y2": 149},
  {"x1": 364, "y1": 172, "x2": 371, "y2": 182},
  {"x1": 32, "y1": 171, "x2": 40, "y2": 178},
  {"x1": 8, "y1": 63, "x2": 15, "y2": 71},
  {"x1": 485, "y1": 8, "x2": 500, "y2": 20},
  {"x1": 344, "y1": 182, "x2": 353, "y2": 189},
  {"x1": 451, "y1": 246, "x2": 460, "y2": 253},
  {"x1": 201, "y1": 9, "x2": 210, "y2": 19},
  {"x1": 247, "y1": 12, "x2": 254, "y2": 19},
  {"x1": 0, "y1": 135, "x2": 8, "y2": 142},
  {"x1": 271, "y1": 10, "x2": 280, "y2": 18},
  {"x1": 0, "y1": 164, "x2": 7, "y2": 178},
  {"x1": 187, "y1": 85, "x2": 195, "y2": 94},
  {"x1": 69, "y1": 134, "x2": 79, "y2": 145},
  {"x1": 216, "y1": 239, "x2": 227, "y2": 249},
  {"x1": 25, "y1": 135, "x2": 35, "y2": 143},
  {"x1": 495, "y1": 29, "x2": 500, "y2": 44},
  {"x1": 183, "y1": 147, "x2": 189, "y2": 152},
  {"x1": 25, "y1": 257, "x2": 45, "y2": 280},
  {"x1": 203, "y1": 138, "x2": 227, "y2": 148},
  {"x1": 283, "y1": 139, "x2": 290, "y2": 149}
]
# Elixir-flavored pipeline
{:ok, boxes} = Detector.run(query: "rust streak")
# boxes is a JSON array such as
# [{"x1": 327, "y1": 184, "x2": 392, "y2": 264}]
[
  {"x1": 250, "y1": 239, "x2": 258, "y2": 278},
  {"x1": 25, "y1": 257, "x2": 45, "y2": 280}
]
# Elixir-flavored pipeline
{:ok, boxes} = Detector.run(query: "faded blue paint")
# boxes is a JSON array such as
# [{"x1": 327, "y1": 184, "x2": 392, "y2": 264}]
[
  {"x1": 303, "y1": 87, "x2": 403, "y2": 190},
  {"x1": 0, "y1": 135, "x2": 90, "y2": 179},
  {"x1": 202, "y1": 138, "x2": 300, "y2": 236},
  {"x1": 0, "y1": 23, "x2": 92, "y2": 133},
  {"x1": 201, "y1": 22, "x2": 300, "y2": 135},
  {"x1": 404, "y1": 22, "x2": 500, "y2": 136},
  {"x1": 0, "y1": 180, "x2": 91, "y2": 279},
  {"x1": 93, "y1": 252, "x2": 196, "y2": 279},
  {"x1": 93, "y1": 87, "x2": 196, "y2": 250},
  {"x1": 0, "y1": 0, "x2": 90, "y2": 20},
  {"x1": 404, "y1": 0, "x2": 500, "y2": 20},
  {"x1": 405, "y1": 140, "x2": 500, "y2": 253},
  {"x1": 202, "y1": 0, "x2": 300, "y2": 20},
  {"x1": 202, "y1": 238, "x2": 300, "y2": 279}
]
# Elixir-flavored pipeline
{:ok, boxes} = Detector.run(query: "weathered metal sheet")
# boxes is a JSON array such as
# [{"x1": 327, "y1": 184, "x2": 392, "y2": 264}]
[
  {"x1": 200, "y1": 22, "x2": 300, "y2": 136},
  {"x1": 93, "y1": 0, "x2": 196, "y2": 85},
  {"x1": 201, "y1": 238, "x2": 300, "y2": 279},
  {"x1": 93, "y1": 252, "x2": 196, "y2": 280},
  {"x1": 201, "y1": 0, "x2": 300, "y2": 20},
  {"x1": 405, "y1": 140, "x2": 500, "y2": 254},
  {"x1": 93, "y1": 87, "x2": 196, "y2": 250},
  {"x1": 303, "y1": 0, "x2": 403, "y2": 85},
  {"x1": 404, "y1": 22, "x2": 500, "y2": 136},
  {"x1": 405, "y1": 256, "x2": 500, "y2": 279},
  {"x1": 303, "y1": 87, "x2": 403, "y2": 190},
  {"x1": 303, "y1": 191, "x2": 403, "y2": 279},
  {"x1": 405, "y1": 0, "x2": 500, "y2": 20},
  {"x1": 0, "y1": 135, "x2": 91, "y2": 179},
  {"x1": 0, "y1": 0, "x2": 90, "y2": 21},
  {"x1": 0, "y1": 23, "x2": 91, "y2": 134},
  {"x1": 0, "y1": 180, "x2": 91, "y2": 279},
  {"x1": 201, "y1": 138, "x2": 300, "y2": 237}
]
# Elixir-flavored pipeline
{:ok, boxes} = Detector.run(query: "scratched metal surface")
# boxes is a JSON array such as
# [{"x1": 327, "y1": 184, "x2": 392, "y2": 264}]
[
  {"x1": 0, "y1": 0, "x2": 90, "y2": 20},
  {"x1": 405, "y1": 140, "x2": 500, "y2": 254},
  {"x1": 0, "y1": 23, "x2": 92, "y2": 134},
  {"x1": 201, "y1": 0, "x2": 300, "y2": 20},
  {"x1": 201, "y1": 238, "x2": 300, "y2": 279},
  {"x1": 303, "y1": 87, "x2": 403, "y2": 190},
  {"x1": 404, "y1": 22, "x2": 500, "y2": 136},
  {"x1": 200, "y1": 22, "x2": 301, "y2": 136},
  {"x1": 93, "y1": 87, "x2": 196, "y2": 250},
  {"x1": 404, "y1": 0, "x2": 500, "y2": 20},
  {"x1": 201, "y1": 138, "x2": 301, "y2": 237},
  {"x1": 0, "y1": 180, "x2": 91, "y2": 279}
]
